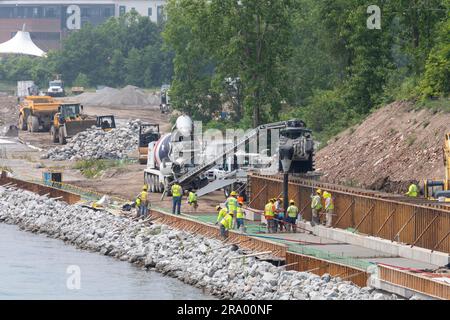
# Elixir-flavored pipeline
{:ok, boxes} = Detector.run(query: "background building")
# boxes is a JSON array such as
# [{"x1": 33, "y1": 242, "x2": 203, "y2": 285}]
[{"x1": 0, "y1": 1, "x2": 166, "y2": 51}]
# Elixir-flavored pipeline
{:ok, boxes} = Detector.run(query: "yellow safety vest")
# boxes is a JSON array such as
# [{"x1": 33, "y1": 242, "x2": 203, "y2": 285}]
[
  {"x1": 221, "y1": 214, "x2": 233, "y2": 230},
  {"x1": 325, "y1": 196, "x2": 334, "y2": 210},
  {"x1": 188, "y1": 192, "x2": 197, "y2": 203},
  {"x1": 217, "y1": 208, "x2": 227, "y2": 223},
  {"x1": 264, "y1": 202, "x2": 274, "y2": 217},
  {"x1": 406, "y1": 184, "x2": 418, "y2": 197},
  {"x1": 139, "y1": 191, "x2": 148, "y2": 202},
  {"x1": 287, "y1": 205, "x2": 299, "y2": 218},
  {"x1": 172, "y1": 184, "x2": 182, "y2": 197},
  {"x1": 226, "y1": 197, "x2": 238, "y2": 213},
  {"x1": 236, "y1": 207, "x2": 245, "y2": 219},
  {"x1": 311, "y1": 195, "x2": 322, "y2": 210}
]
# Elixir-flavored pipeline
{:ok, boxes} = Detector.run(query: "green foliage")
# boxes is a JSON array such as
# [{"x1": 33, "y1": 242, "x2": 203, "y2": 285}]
[
  {"x1": 73, "y1": 73, "x2": 90, "y2": 87},
  {"x1": 74, "y1": 159, "x2": 132, "y2": 179}
]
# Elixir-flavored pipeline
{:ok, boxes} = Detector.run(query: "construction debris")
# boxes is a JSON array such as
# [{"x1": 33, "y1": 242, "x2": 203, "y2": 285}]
[
  {"x1": 0, "y1": 186, "x2": 400, "y2": 300},
  {"x1": 41, "y1": 119, "x2": 142, "y2": 161}
]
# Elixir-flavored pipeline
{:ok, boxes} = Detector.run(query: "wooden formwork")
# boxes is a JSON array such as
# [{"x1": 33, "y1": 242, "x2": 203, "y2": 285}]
[
  {"x1": 150, "y1": 210, "x2": 287, "y2": 258},
  {"x1": 378, "y1": 265, "x2": 450, "y2": 300},
  {"x1": 285, "y1": 251, "x2": 369, "y2": 287},
  {"x1": 0, "y1": 176, "x2": 81, "y2": 204},
  {"x1": 249, "y1": 174, "x2": 450, "y2": 254}
]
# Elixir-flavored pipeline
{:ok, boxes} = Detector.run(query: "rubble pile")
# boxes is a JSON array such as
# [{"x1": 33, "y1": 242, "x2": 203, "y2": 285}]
[
  {"x1": 76, "y1": 85, "x2": 159, "y2": 107},
  {"x1": 0, "y1": 186, "x2": 401, "y2": 300},
  {"x1": 41, "y1": 120, "x2": 142, "y2": 161}
]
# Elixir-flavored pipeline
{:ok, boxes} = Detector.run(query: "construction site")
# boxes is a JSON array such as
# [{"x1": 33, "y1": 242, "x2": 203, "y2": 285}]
[{"x1": 0, "y1": 0, "x2": 449, "y2": 304}]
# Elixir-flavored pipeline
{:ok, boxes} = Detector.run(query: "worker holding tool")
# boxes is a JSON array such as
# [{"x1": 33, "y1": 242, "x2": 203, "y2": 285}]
[
  {"x1": 220, "y1": 211, "x2": 234, "y2": 239},
  {"x1": 225, "y1": 191, "x2": 239, "y2": 226},
  {"x1": 286, "y1": 200, "x2": 299, "y2": 233},
  {"x1": 136, "y1": 185, "x2": 149, "y2": 218},
  {"x1": 406, "y1": 183, "x2": 419, "y2": 197},
  {"x1": 171, "y1": 180, "x2": 183, "y2": 215},
  {"x1": 264, "y1": 198, "x2": 276, "y2": 233},
  {"x1": 187, "y1": 189, "x2": 198, "y2": 213},
  {"x1": 215, "y1": 205, "x2": 227, "y2": 225},
  {"x1": 311, "y1": 189, "x2": 323, "y2": 226},
  {"x1": 236, "y1": 201, "x2": 246, "y2": 232},
  {"x1": 323, "y1": 191, "x2": 334, "y2": 227}
]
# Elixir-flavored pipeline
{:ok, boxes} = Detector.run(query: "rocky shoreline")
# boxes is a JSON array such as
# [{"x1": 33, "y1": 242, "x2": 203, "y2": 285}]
[{"x1": 0, "y1": 186, "x2": 399, "y2": 300}]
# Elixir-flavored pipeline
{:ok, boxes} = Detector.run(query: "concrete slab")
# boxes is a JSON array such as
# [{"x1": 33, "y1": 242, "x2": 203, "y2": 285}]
[
  {"x1": 304, "y1": 244, "x2": 398, "y2": 259},
  {"x1": 365, "y1": 257, "x2": 438, "y2": 270}
]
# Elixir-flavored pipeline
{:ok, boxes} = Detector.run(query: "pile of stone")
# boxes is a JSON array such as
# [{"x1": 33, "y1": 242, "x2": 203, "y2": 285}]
[
  {"x1": 0, "y1": 186, "x2": 401, "y2": 300},
  {"x1": 41, "y1": 120, "x2": 142, "y2": 161},
  {"x1": 76, "y1": 85, "x2": 159, "y2": 107}
]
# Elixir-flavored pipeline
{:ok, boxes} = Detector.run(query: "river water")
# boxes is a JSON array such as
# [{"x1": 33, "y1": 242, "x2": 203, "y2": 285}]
[{"x1": 0, "y1": 223, "x2": 212, "y2": 300}]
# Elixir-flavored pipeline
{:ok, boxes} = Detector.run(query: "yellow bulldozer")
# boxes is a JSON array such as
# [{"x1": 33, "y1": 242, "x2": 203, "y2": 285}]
[
  {"x1": 18, "y1": 96, "x2": 61, "y2": 132},
  {"x1": 423, "y1": 133, "x2": 450, "y2": 201}
]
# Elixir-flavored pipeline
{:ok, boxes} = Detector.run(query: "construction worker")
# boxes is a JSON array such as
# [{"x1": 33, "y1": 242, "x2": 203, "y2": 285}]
[
  {"x1": 220, "y1": 211, "x2": 234, "y2": 239},
  {"x1": 171, "y1": 180, "x2": 183, "y2": 215},
  {"x1": 275, "y1": 197, "x2": 285, "y2": 232},
  {"x1": 286, "y1": 200, "x2": 299, "y2": 233},
  {"x1": 311, "y1": 189, "x2": 323, "y2": 226},
  {"x1": 406, "y1": 183, "x2": 419, "y2": 197},
  {"x1": 137, "y1": 185, "x2": 149, "y2": 218},
  {"x1": 225, "y1": 191, "x2": 238, "y2": 225},
  {"x1": 264, "y1": 198, "x2": 276, "y2": 233},
  {"x1": 236, "y1": 201, "x2": 246, "y2": 232},
  {"x1": 323, "y1": 191, "x2": 334, "y2": 227},
  {"x1": 215, "y1": 205, "x2": 228, "y2": 225},
  {"x1": 187, "y1": 189, "x2": 198, "y2": 213}
]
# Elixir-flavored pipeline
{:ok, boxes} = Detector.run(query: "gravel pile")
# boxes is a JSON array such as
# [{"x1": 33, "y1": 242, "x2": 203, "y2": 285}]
[
  {"x1": 41, "y1": 120, "x2": 142, "y2": 161},
  {"x1": 0, "y1": 186, "x2": 401, "y2": 300},
  {"x1": 76, "y1": 86, "x2": 159, "y2": 107}
]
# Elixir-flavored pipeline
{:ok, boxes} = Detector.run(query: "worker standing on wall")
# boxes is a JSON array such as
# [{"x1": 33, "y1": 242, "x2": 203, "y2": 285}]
[
  {"x1": 225, "y1": 191, "x2": 238, "y2": 227},
  {"x1": 264, "y1": 198, "x2": 276, "y2": 233},
  {"x1": 286, "y1": 200, "x2": 299, "y2": 233},
  {"x1": 137, "y1": 185, "x2": 149, "y2": 218},
  {"x1": 187, "y1": 189, "x2": 198, "y2": 213},
  {"x1": 311, "y1": 189, "x2": 323, "y2": 226},
  {"x1": 323, "y1": 191, "x2": 334, "y2": 227},
  {"x1": 406, "y1": 183, "x2": 419, "y2": 197},
  {"x1": 171, "y1": 180, "x2": 183, "y2": 215},
  {"x1": 236, "y1": 201, "x2": 246, "y2": 232},
  {"x1": 215, "y1": 205, "x2": 227, "y2": 225},
  {"x1": 220, "y1": 211, "x2": 234, "y2": 239}
]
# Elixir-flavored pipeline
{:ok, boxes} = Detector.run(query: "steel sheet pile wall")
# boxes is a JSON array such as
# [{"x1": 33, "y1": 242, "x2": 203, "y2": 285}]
[
  {"x1": 379, "y1": 265, "x2": 450, "y2": 300},
  {"x1": 249, "y1": 174, "x2": 450, "y2": 253}
]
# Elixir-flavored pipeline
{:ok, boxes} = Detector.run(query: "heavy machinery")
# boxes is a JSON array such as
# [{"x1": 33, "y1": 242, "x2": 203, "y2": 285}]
[
  {"x1": 47, "y1": 76, "x2": 65, "y2": 97},
  {"x1": 160, "y1": 84, "x2": 171, "y2": 114},
  {"x1": 50, "y1": 103, "x2": 96, "y2": 145},
  {"x1": 144, "y1": 116, "x2": 315, "y2": 196},
  {"x1": 18, "y1": 96, "x2": 61, "y2": 132},
  {"x1": 424, "y1": 133, "x2": 450, "y2": 200},
  {"x1": 96, "y1": 115, "x2": 116, "y2": 131},
  {"x1": 138, "y1": 124, "x2": 161, "y2": 165}
]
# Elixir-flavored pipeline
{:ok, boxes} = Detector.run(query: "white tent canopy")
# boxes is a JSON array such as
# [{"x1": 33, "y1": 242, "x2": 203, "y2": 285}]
[{"x1": 0, "y1": 28, "x2": 46, "y2": 57}]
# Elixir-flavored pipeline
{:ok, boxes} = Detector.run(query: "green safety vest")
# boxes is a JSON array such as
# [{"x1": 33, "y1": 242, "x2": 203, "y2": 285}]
[
  {"x1": 236, "y1": 207, "x2": 245, "y2": 219},
  {"x1": 264, "y1": 202, "x2": 274, "y2": 217},
  {"x1": 217, "y1": 208, "x2": 227, "y2": 223},
  {"x1": 172, "y1": 184, "x2": 182, "y2": 197},
  {"x1": 311, "y1": 195, "x2": 322, "y2": 210},
  {"x1": 226, "y1": 197, "x2": 238, "y2": 213},
  {"x1": 325, "y1": 197, "x2": 334, "y2": 210},
  {"x1": 188, "y1": 192, "x2": 197, "y2": 203},
  {"x1": 407, "y1": 184, "x2": 418, "y2": 197},
  {"x1": 287, "y1": 205, "x2": 299, "y2": 218},
  {"x1": 221, "y1": 214, "x2": 233, "y2": 230}
]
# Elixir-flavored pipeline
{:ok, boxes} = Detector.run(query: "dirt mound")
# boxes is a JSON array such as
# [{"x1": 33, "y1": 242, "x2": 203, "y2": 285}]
[
  {"x1": 0, "y1": 96, "x2": 18, "y2": 127},
  {"x1": 315, "y1": 101, "x2": 448, "y2": 192},
  {"x1": 76, "y1": 86, "x2": 159, "y2": 107}
]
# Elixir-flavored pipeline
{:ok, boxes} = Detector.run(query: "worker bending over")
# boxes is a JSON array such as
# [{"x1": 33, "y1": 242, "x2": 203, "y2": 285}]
[
  {"x1": 311, "y1": 189, "x2": 323, "y2": 226},
  {"x1": 264, "y1": 198, "x2": 276, "y2": 233},
  {"x1": 286, "y1": 200, "x2": 299, "y2": 233},
  {"x1": 136, "y1": 185, "x2": 149, "y2": 218},
  {"x1": 215, "y1": 205, "x2": 227, "y2": 225},
  {"x1": 220, "y1": 211, "x2": 234, "y2": 239},
  {"x1": 323, "y1": 191, "x2": 334, "y2": 227},
  {"x1": 187, "y1": 189, "x2": 198, "y2": 213},
  {"x1": 236, "y1": 201, "x2": 246, "y2": 232},
  {"x1": 171, "y1": 180, "x2": 183, "y2": 215},
  {"x1": 406, "y1": 183, "x2": 418, "y2": 197}
]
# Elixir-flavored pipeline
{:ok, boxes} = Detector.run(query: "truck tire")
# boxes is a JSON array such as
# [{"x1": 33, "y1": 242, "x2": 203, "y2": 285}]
[
  {"x1": 51, "y1": 126, "x2": 59, "y2": 143},
  {"x1": 29, "y1": 116, "x2": 39, "y2": 132},
  {"x1": 58, "y1": 128, "x2": 66, "y2": 145},
  {"x1": 18, "y1": 114, "x2": 27, "y2": 131}
]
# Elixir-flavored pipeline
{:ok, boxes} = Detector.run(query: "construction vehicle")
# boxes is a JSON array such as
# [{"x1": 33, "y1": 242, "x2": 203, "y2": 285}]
[
  {"x1": 144, "y1": 117, "x2": 315, "y2": 196},
  {"x1": 17, "y1": 81, "x2": 39, "y2": 97},
  {"x1": 71, "y1": 87, "x2": 84, "y2": 95},
  {"x1": 160, "y1": 84, "x2": 171, "y2": 114},
  {"x1": 96, "y1": 115, "x2": 116, "y2": 131},
  {"x1": 50, "y1": 103, "x2": 96, "y2": 145},
  {"x1": 138, "y1": 124, "x2": 161, "y2": 165},
  {"x1": 47, "y1": 75, "x2": 65, "y2": 97},
  {"x1": 424, "y1": 133, "x2": 450, "y2": 201},
  {"x1": 18, "y1": 96, "x2": 61, "y2": 132}
]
